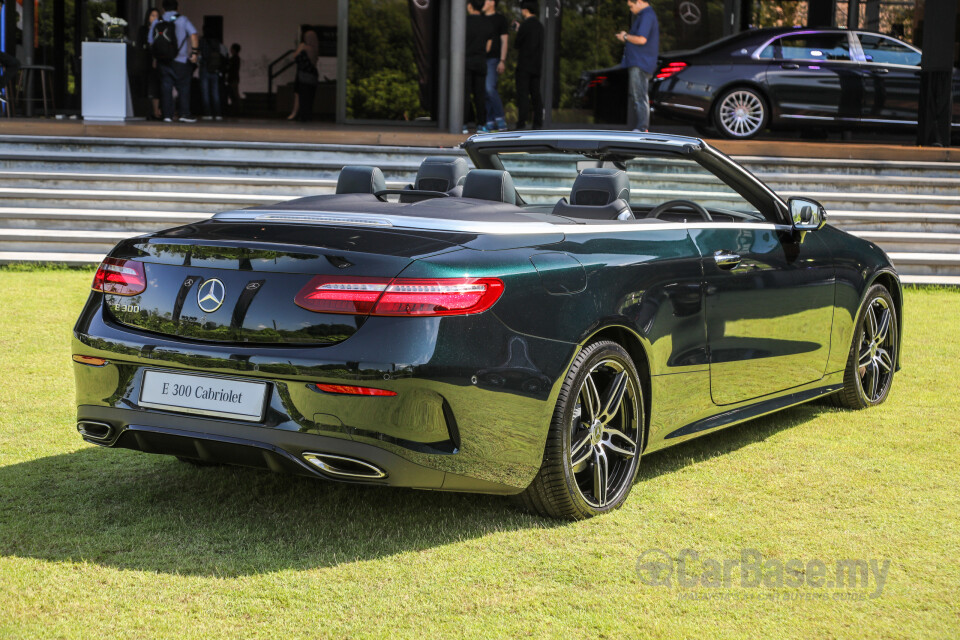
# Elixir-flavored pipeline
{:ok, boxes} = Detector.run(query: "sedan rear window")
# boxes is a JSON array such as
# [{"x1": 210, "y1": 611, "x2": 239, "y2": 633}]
[{"x1": 759, "y1": 33, "x2": 853, "y2": 61}]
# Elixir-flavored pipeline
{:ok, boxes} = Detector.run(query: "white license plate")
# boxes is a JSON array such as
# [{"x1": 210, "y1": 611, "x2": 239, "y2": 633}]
[{"x1": 139, "y1": 370, "x2": 268, "y2": 422}]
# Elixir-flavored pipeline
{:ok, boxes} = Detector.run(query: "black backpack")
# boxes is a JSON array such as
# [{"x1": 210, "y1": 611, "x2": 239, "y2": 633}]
[{"x1": 151, "y1": 17, "x2": 181, "y2": 62}]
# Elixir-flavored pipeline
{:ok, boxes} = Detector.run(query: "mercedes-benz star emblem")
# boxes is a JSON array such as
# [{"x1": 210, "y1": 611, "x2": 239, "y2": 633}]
[
  {"x1": 197, "y1": 278, "x2": 226, "y2": 313},
  {"x1": 678, "y1": 1, "x2": 701, "y2": 25}
]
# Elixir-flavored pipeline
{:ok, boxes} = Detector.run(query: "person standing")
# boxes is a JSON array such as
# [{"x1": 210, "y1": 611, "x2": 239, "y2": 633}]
[
  {"x1": 226, "y1": 43, "x2": 242, "y2": 116},
  {"x1": 287, "y1": 29, "x2": 320, "y2": 122},
  {"x1": 0, "y1": 51, "x2": 19, "y2": 116},
  {"x1": 148, "y1": 0, "x2": 199, "y2": 123},
  {"x1": 514, "y1": 2, "x2": 544, "y2": 130},
  {"x1": 482, "y1": 0, "x2": 509, "y2": 131},
  {"x1": 465, "y1": 0, "x2": 493, "y2": 133},
  {"x1": 136, "y1": 7, "x2": 162, "y2": 119},
  {"x1": 616, "y1": 0, "x2": 659, "y2": 132},
  {"x1": 198, "y1": 28, "x2": 227, "y2": 120}
]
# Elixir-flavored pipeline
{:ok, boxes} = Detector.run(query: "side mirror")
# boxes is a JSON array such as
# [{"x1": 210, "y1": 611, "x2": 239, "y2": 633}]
[{"x1": 788, "y1": 197, "x2": 827, "y2": 231}]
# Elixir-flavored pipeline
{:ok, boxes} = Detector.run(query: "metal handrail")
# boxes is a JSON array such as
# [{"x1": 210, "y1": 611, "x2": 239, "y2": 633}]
[{"x1": 267, "y1": 48, "x2": 296, "y2": 103}]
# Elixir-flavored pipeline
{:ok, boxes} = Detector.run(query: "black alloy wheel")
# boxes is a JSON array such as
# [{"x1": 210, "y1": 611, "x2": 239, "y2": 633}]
[
  {"x1": 519, "y1": 340, "x2": 643, "y2": 519},
  {"x1": 834, "y1": 284, "x2": 898, "y2": 409}
]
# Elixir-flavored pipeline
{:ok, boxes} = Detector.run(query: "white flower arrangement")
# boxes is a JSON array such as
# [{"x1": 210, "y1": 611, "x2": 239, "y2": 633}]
[{"x1": 97, "y1": 13, "x2": 128, "y2": 40}]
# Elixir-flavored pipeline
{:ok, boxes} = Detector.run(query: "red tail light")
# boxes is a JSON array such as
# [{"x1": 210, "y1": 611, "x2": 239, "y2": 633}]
[
  {"x1": 588, "y1": 75, "x2": 608, "y2": 88},
  {"x1": 313, "y1": 383, "x2": 397, "y2": 396},
  {"x1": 656, "y1": 61, "x2": 687, "y2": 80},
  {"x1": 295, "y1": 276, "x2": 504, "y2": 317},
  {"x1": 92, "y1": 258, "x2": 146, "y2": 296}
]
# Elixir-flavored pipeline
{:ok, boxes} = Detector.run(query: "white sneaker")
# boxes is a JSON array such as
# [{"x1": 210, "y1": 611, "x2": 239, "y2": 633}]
[
  {"x1": 201, "y1": 116, "x2": 213, "y2": 121},
  {"x1": 180, "y1": 116, "x2": 198, "y2": 123},
  {"x1": 162, "y1": 117, "x2": 173, "y2": 123},
  {"x1": 214, "y1": 116, "x2": 223, "y2": 121}
]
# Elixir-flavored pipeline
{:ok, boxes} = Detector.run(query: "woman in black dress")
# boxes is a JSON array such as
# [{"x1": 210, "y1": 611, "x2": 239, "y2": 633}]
[
  {"x1": 287, "y1": 28, "x2": 319, "y2": 122},
  {"x1": 136, "y1": 7, "x2": 162, "y2": 120}
]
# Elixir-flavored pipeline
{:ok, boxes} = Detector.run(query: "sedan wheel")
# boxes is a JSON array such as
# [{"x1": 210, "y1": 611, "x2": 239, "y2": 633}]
[
  {"x1": 714, "y1": 88, "x2": 768, "y2": 139},
  {"x1": 834, "y1": 285, "x2": 898, "y2": 409},
  {"x1": 519, "y1": 340, "x2": 643, "y2": 519}
]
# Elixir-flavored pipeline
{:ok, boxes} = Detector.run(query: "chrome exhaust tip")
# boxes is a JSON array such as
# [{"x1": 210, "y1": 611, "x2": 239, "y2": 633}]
[
  {"x1": 302, "y1": 452, "x2": 387, "y2": 479},
  {"x1": 77, "y1": 420, "x2": 113, "y2": 442}
]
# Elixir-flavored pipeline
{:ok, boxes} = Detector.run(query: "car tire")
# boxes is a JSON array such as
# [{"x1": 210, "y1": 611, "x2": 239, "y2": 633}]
[
  {"x1": 519, "y1": 340, "x2": 643, "y2": 519},
  {"x1": 713, "y1": 87, "x2": 769, "y2": 140},
  {"x1": 833, "y1": 284, "x2": 898, "y2": 409}
]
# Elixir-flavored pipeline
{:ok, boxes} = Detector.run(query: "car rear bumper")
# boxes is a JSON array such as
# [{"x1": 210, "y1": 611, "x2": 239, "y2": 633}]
[
  {"x1": 73, "y1": 298, "x2": 578, "y2": 493},
  {"x1": 76, "y1": 405, "x2": 518, "y2": 493}
]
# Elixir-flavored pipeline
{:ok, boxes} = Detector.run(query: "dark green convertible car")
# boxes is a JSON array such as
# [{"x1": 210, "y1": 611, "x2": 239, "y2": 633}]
[{"x1": 73, "y1": 132, "x2": 901, "y2": 519}]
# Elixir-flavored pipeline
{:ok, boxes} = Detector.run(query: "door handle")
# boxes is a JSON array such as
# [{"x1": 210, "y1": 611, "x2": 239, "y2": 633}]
[
  {"x1": 780, "y1": 62, "x2": 800, "y2": 69},
  {"x1": 714, "y1": 251, "x2": 741, "y2": 270},
  {"x1": 874, "y1": 67, "x2": 890, "y2": 74}
]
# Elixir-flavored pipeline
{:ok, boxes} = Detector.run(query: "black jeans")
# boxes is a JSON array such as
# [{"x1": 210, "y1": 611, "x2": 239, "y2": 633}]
[
  {"x1": 515, "y1": 70, "x2": 543, "y2": 129},
  {"x1": 464, "y1": 66, "x2": 486, "y2": 127},
  {"x1": 159, "y1": 60, "x2": 194, "y2": 119},
  {"x1": 296, "y1": 81, "x2": 317, "y2": 122}
]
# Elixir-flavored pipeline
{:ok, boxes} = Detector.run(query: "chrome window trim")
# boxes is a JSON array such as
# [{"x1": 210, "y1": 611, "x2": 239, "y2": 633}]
[
  {"x1": 215, "y1": 209, "x2": 790, "y2": 235},
  {"x1": 751, "y1": 29, "x2": 859, "y2": 63},
  {"x1": 853, "y1": 31, "x2": 921, "y2": 66}
]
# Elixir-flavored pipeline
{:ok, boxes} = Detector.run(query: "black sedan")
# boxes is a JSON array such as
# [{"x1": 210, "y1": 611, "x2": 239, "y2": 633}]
[
  {"x1": 576, "y1": 27, "x2": 960, "y2": 139},
  {"x1": 73, "y1": 131, "x2": 901, "y2": 519}
]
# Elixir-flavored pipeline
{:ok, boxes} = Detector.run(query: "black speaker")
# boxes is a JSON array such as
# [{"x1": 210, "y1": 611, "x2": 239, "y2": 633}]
[
  {"x1": 202, "y1": 15, "x2": 224, "y2": 42},
  {"x1": 917, "y1": 0, "x2": 957, "y2": 146}
]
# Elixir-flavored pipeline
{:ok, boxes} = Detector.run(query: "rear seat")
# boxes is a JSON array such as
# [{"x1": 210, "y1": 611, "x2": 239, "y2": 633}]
[
  {"x1": 335, "y1": 165, "x2": 386, "y2": 195},
  {"x1": 461, "y1": 169, "x2": 517, "y2": 205},
  {"x1": 400, "y1": 156, "x2": 470, "y2": 202},
  {"x1": 552, "y1": 168, "x2": 634, "y2": 221}
]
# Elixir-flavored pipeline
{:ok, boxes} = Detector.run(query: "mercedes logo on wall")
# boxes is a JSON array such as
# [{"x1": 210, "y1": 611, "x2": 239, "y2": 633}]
[
  {"x1": 678, "y1": 1, "x2": 701, "y2": 25},
  {"x1": 197, "y1": 279, "x2": 226, "y2": 313},
  {"x1": 412, "y1": 0, "x2": 429, "y2": 8}
]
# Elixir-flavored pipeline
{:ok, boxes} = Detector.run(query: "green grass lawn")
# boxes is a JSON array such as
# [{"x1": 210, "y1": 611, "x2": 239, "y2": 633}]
[{"x1": 1, "y1": 268, "x2": 958, "y2": 639}]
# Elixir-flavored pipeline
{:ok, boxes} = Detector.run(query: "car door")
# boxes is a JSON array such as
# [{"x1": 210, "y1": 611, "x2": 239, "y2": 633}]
[
  {"x1": 855, "y1": 32, "x2": 923, "y2": 125},
  {"x1": 690, "y1": 226, "x2": 836, "y2": 405},
  {"x1": 760, "y1": 31, "x2": 862, "y2": 123},
  {"x1": 673, "y1": 152, "x2": 836, "y2": 407}
]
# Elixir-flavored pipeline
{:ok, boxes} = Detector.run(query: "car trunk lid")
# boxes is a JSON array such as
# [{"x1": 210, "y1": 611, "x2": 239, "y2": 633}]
[{"x1": 102, "y1": 222, "x2": 460, "y2": 345}]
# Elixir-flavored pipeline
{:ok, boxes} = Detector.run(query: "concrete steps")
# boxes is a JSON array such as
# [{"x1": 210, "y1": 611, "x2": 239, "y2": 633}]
[
  {"x1": 0, "y1": 134, "x2": 957, "y2": 281},
  {"x1": 0, "y1": 207, "x2": 212, "y2": 231}
]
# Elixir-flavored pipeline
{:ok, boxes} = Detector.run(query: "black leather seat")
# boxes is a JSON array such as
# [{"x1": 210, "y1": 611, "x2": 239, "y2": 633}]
[
  {"x1": 570, "y1": 168, "x2": 630, "y2": 205},
  {"x1": 553, "y1": 198, "x2": 634, "y2": 221},
  {"x1": 462, "y1": 169, "x2": 517, "y2": 205},
  {"x1": 551, "y1": 167, "x2": 634, "y2": 221},
  {"x1": 400, "y1": 156, "x2": 469, "y2": 202},
  {"x1": 336, "y1": 165, "x2": 386, "y2": 195}
]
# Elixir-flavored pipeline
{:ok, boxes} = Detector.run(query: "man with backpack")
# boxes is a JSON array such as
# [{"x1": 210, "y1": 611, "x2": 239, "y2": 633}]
[{"x1": 148, "y1": 0, "x2": 199, "y2": 123}]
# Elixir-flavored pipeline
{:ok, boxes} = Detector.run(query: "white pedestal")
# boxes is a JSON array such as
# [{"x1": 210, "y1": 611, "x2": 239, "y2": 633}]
[{"x1": 81, "y1": 41, "x2": 134, "y2": 122}]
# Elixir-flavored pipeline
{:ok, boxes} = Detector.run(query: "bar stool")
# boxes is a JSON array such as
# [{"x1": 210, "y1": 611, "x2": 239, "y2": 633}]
[{"x1": 16, "y1": 64, "x2": 56, "y2": 117}]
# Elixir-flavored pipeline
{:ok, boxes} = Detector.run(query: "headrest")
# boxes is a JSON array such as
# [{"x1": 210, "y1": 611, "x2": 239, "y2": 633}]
[
  {"x1": 553, "y1": 198, "x2": 634, "y2": 221},
  {"x1": 462, "y1": 169, "x2": 517, "y2": 204},
  {"x1": 336, "y1": 165, "x2": 386, "y2": 195},
  {"x1": 571, "y1": 168, "x2": 630, "y2": 206},
  {"x1": 415, "y1": 156, "x2": 469, "y2": 192}
]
